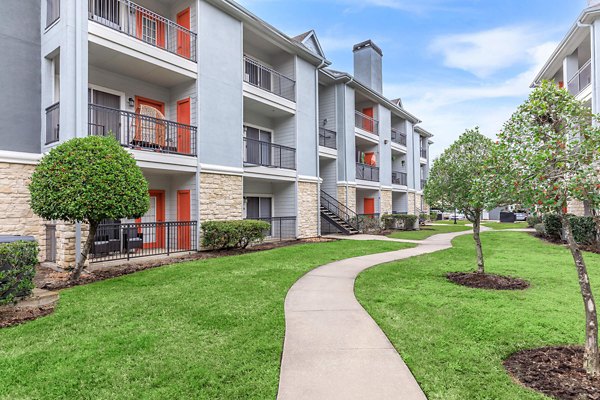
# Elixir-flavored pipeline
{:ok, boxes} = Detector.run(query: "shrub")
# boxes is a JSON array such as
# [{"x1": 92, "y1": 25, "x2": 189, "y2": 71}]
[
  {"x1": 358, "y1": 215, "x2": 383, "y2": 233},
  {"x1": 381, "y1": 214, "x2": 418, "y2": 231},
  {"x1": 527, "y1": 215, "x2": 542, "y2": 228},
  {"x1": 542, "y1": 214, "x2": 563, "y2": 241},
  {"x1": 0, "y1": 241, "x2": 38, "y2": 306},
  {"x1": 568, "y1": 216, "x2": 597, "y2": 245},
  {"x1": 201, "y1": 220, "x2": 271, "y2": 250},
  {"x1": 534, "y1": 223, "x2": 546, "y2": 237}
]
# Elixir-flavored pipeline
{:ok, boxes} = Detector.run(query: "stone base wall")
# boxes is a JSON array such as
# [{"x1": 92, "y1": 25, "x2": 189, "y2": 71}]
[
  {"x1": 199, "y1": 173, "x2": 243, "y2": 221},
  {"x1": 568, "y1": 200, "x2": 586, "y2": 216},
  {"x1": 337, "y1": 185, "x2": 357, "y2": 213},
  {"x1": 54, "y1": 222, "x2": 90, "y2": 270},
  {"x1": 298, "y1": 181, "x2": 318, "y2": 238},
  {"x1": 0, "y1": 162, "x2": 45, "y2": 260},
  {"x1": 407, "y1": 192, "x2": 416, "y2": 215},
  {"x1": 380, "y1": 190, "x2": 392, "y2": 215}
]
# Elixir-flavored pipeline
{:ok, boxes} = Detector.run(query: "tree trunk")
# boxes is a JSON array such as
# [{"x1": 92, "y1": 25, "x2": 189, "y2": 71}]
[
  {"x1": 592, "y1": 211, "x2": 600, "y2": 252},
  {"x1": 562, "y1": 214, "x2": 600, "y2": 377},
  {"x1": 472, "y1": 212, "x2": 485, "y2": 274},
  {"x1": 70, "y1": 221, "x2": 98, "y2": 282}
]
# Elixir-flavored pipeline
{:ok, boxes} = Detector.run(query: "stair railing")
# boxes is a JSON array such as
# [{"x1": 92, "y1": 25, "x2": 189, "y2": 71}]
[{"x1": 320, "y1": 190, "x2": 361, "y2": 232}]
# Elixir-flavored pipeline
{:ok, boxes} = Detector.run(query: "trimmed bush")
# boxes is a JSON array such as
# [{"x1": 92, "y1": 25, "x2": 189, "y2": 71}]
[
  {"x1": 358, "y1": 215, "x2": 383, "y2": 234},
  {"x1": 527, "y1": 215, "x2": 542, "y2": 228},
  {"x1": 201, "y1": 220, "x2": 271, "y2": 250},
  {"x1": 568, "y1": 216, "x2": 597, "y2": 245},
  {"x1": 382, "y1": 214, "x2": 418, "y2": 231},
  {"x1": 542, "y1": 214, "x2": 563, "y2": 241},
  {"x1": 0, "y1": 241, "x2": 38, "y2": 306},
  {"x1": 534, "y1": 223, "x2": 546, "y2": 237}
]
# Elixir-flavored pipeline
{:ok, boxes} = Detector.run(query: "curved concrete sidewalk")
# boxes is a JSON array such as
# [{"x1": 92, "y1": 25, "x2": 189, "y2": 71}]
[{"x1": 277, "y1": 228, "x2": 494, "y2": 400}]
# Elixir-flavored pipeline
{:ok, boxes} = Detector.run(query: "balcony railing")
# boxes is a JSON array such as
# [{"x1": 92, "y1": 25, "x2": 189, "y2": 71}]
[
  {"x1": 421, "y1": 179, "x2": 427, "y2": 189},
  {"x1": 45, "y1": 102, "x2": 60, "y2": 145},
  {"x1": 244, "y1": 137, "x2": 296, "y2": 170},
  {"x1": 319, "y1": 128, "x2": 337, "y2": 149},
  {"x1": 244, "y1": 56, "x2": 296, "y2": 102},
  {"x1": 90, "y1": 220, "x2": 198, "y2": 263},
  {"x1": 46, "y1": 0, "x2": 60, "y2": 27},
  {"x1": 391, "y1": 128, "x2": 407, "y2": 146},
  {"x1": 244, "y1": 216, "x2": 297, "y2": 241},
  {"x1": 356, "y1": 163, "x2": 380, "y2": 182},
  {"x1": 88, "y1": 0, "x2": 197, "y2": 62},
  {"x1": 392, "y1": 171, "x2": 408, "y2": 186},
  {"x1": 88, "y1": 104, "x2": 197, "y2": 156},
  {"x1": 420, "y1": 148, "x2": 427, "y2": 159},
  {"x1": 355, "y1": 111, "x2": 379, "y2": 135},
  {"x1": 567, "y1": 60, "x2": 592, "y2": 96}
]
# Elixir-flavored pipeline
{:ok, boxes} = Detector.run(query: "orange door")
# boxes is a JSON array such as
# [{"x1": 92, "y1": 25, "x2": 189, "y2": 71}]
[
  {"x1": 135, "y1": 96, "x2": 166, "y2": 147},
  {"x1": 176, "y1": 8, "x2": 191, "y2": 59},
  {"x1": 364, "y1": 152, "x2": 376, "y2": 166},
  {"x1": 136, "y1": 10, "x2": 166, "y2": 48},
  {"x1": 362, "y1": 107, "x2": 374, "y2": 132},
  {"x1": 177, "y1": 190, "x2": 191, "y2": 250},
  {"x1": 364, "y1": 198, "x2": 375, "y2": 216},
  {"x1": 177, "y1": 98, "x2": 191, "y2": 154},
  {"x1": 137, "y1": 190, "x2": 166, "y2": 249}
]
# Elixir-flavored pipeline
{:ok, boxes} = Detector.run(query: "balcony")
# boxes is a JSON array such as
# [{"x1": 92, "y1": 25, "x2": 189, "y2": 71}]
[
  {"x1": 45, "y1": 102, "x2": 60, "y2": 145},
  {"x1": 88, "y1": 0, "x2": 197, "y2": 62},
  {"x1": 420, "y1": 148, "x2": 427, "y2": 159},
  {"x1": 243, "y1": 137, "x2": 296, "y2": 170},
  {"x1": 355, "y1": 111, "x2": 379, "y2": 135},
  {"x1": 244, "y1": 216, "x2": 297, "y2": 241},
  {"x1": 88, "y1": 104, "x2": 197, "y2": 156},
  {"x1": 392, "y1": 171, "x2": 407, "y2": 186},
  {"x1": 391, "y1": 128, "x2": 407, "y2": 146},
  {"x1": 356, "y1": 163, "x2": 380, "y2": 182},
  {"x1": 421, "y1": 179, "x2": 427, "y2": 189},
  {"x1": 244, "y1": 56, "x2": 295, "y2": 102},
  {"x1": 319, "y1": 128, "x2": 337, "y2": 150},
  {"x1": 567, "y1": 60, "x2": 592, "y2": 96}
]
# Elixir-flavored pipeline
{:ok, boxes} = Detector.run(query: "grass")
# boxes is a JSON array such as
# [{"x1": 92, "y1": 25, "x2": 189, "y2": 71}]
[
  {"x1": 387, "y1": 224, "x2": 472, "y2": 240},
  {"x1": 0, "y1": 240, "x2": 414, "y2": 400},
  {"x1": 356, "y1": 232, "x2": 599, "y2": 400},
  {"x1": 482, "y1": 222, "x2": 529, "y2": 230}
]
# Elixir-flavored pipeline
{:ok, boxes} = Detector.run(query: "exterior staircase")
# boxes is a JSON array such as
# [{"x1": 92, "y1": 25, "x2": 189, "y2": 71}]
[{"x1": 320, "y1": 190, "x2": 360, "y2": 235}]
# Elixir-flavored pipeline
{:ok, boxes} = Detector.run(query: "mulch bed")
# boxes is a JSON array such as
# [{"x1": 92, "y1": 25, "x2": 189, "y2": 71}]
[
  {"x1": 35, "y1": 238, "x2": 335, "y2": 291},
  {"x1": 505, "y1": 346, "x2": 600, "y2": 400},
  {"x1": 446, "y1": 272, "x2": 530, "y2": 290},
  {"x1": 0, "y1": 305, "x2": 55, "y2": 329}
]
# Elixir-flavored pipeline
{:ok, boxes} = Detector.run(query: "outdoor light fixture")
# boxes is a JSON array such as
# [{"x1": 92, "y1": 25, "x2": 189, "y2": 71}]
[
  {"x1": 384, "y1": 140, "x2": 388, "y2": 144},
  {"x1": 128, "y1": 97, "x2": 135, "y2": 107}
]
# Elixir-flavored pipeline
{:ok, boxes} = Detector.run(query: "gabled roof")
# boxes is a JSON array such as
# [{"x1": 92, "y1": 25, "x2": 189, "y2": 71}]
[{"x1": 292, "y1": 30, "x2": 326, "y2": 59}]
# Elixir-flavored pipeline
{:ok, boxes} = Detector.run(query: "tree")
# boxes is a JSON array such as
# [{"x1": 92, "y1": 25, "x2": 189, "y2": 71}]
[
  {"x1": 496, "y1": 80, "x2": 600, "y2": 377},
  {"x1": 29, "y1": 136, "x2": 149, "y2": 281},
  {"x1": 424, "y1": 128, "x2": 497, "y2": 273}
]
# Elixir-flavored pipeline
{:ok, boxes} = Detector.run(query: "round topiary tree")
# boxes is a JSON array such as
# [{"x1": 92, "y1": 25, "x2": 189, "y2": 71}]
[{"x1": 29, "y1": 136, "x2": 149, "y2": 281}]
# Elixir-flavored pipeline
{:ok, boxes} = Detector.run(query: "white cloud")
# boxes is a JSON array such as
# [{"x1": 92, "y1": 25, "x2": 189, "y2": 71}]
[{"x1": 336, "y1": 0, "x2": 470, "y2": 14}]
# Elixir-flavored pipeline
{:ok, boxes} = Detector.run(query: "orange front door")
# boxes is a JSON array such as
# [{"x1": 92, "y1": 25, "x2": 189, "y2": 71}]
[
  {"x1": 364, "y1": 152, "x2": 376, "y2": 166},
  {"x1": 137, "y1": 190, "x2": 166, "y2": 249},
  {"x1": 176, "y1": 8, "x2": 191, "y2": 59},
  {"x1": 364, "y1": 198, "x2": 375, "y2": 216},
  {"x1": 362, "y1": 107, "x2": 374, "y2": 132},
  {"x1": 135, "y1": 96, "x2": 166, "y2": 147},
  {"x1": 136, "y1": 9, "x2": 166, "y2": 48},
  {"x1": 177, "y1": 98, "x2": 191, "y2": 154},
  {"x1": 177, "y1": 190, "x2": 191, "y2": 250}
]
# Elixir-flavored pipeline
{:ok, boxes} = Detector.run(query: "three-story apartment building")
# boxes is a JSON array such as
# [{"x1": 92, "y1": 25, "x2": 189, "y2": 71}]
[{"x1": 0, "y1": 0, "x2": 432, "y2": 268}]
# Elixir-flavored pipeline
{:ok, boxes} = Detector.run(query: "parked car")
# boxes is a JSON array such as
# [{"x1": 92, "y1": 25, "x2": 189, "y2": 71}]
[
  {"x1": 450, "y1": 213, "x2": 465, "y2": 221},
  {"x1": 514, "y1": 211, "x2": 528, "y2": 221}
]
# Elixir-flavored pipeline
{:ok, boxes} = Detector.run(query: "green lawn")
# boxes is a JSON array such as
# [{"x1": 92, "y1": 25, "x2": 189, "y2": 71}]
[
  {"x1": 356, "y1": 232, "x2": 597, "y2": 400},
  {"x1": 0, "y1": 240, "x2": 413, "y2": 400},
  {"x1": 482, "y1": 222, "x2": 529, "y2": 230},
  {"x1": 388, "y1": 224, "x2": 472, "y2": 240}
]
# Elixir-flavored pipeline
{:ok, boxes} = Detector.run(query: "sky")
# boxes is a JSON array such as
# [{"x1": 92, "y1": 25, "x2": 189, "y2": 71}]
[{"x1": 235, "y1": 0, "x2": 587, "y2": 158}]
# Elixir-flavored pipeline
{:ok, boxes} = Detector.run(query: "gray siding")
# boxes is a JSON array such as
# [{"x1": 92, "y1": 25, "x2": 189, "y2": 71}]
[
  {"x1": 273, "y1": 182, "x2": 296, "y2": 217},
  {"x1": 318, "y1": 84, "x2": 336, "y2": 131},
  {"x1": 0, "y1": 0, "x2": 41, "y2": 153},
  {"x1": 378, "y1": 105, "x2": 392, "y2": 187},
  {"x1": 319, "y1": 158, "x2": 337, "y2": 198}
]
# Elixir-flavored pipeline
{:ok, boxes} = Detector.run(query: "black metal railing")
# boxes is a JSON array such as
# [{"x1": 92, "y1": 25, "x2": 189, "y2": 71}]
[
  {"x1": 90, "y1": 221, "x2": 198, "y2": 263},
  {"x1": 45, "y1": 102, "x2": 60, "y2": 144},
  {"x1": 88, "y1": 104, "x2": 197, "y2": 156},
  {"x1": 243, "y1": 137, "x2": 296, "y2": 170},
  {"x1": 319, "y1": 128, "x2": 337, "y2": 149},
  {"x1": 356, "y1": 163, "x2": 380, "y2": 182},
  {"x1": 46, "y1": 0, "x2": 60, "y2": 27},
  {"x1": 355, "y1": 111, "x2": 379, "y2": 135},
  {"x1": 245, "y1": 217, "x2": 297, "y2": 241},
  {"x1": 88, "y1": 0, "x2": 197, "y2": 62},
  {"x1": 392, "y1": 171, "x2": 408, "y2": 186},
  {"x1": 391, "y1": 128, "x2": 407, "y2": 146},
  {"x1": 320, "y1": 190, "x2": 360, "y2": 232},
  {"x1": 244, "y1": 56, "x2": 295, "y2": 102},
  {"x1": 420, "y1": 148, "x2": 427, "y2": 158},
  {"x1": 568, "y1": 60, "x2": 592, "y2": 96}
]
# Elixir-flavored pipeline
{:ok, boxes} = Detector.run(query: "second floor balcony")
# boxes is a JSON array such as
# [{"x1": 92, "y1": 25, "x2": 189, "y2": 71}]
[
  {"x1": 356, "y1": 163, "x2": 379, "y2": 182},
  {"x1": 355, "y1": 111, "x2": 379, "y2": 135},
  {"x1": 243, "y1": 137, "x2": 296, "y2": 170},
  {"x1": 319, "y1": 128, "x2": 337, "y2": 150},
  {"x1": 420, "y1": 148, "x2": 427, "y2": 159},
  {"x1": 421, "y1": 179, "x2": 427, "y2": 189},
  {"x1": 244, "y1": 56, "x2": 296, "y2": 102},
  {"x1": 391, "y1": 128, "x2": 407, "y2": 146},
  {"x1": 88, "y1": 0, "x2": 197, "y2": 62},
  {"x1": 567, "y1": 60, "x2": 592, "y2": 97},
  {"x1": 45, "y1": 102, "x2": 60, "y2": 145},
  {"x1": 392, "y1": 171, "x2": 407, "y2": 186},
  {"x1": 88, "y1": 103, "x2": 197, "y2": 156}
]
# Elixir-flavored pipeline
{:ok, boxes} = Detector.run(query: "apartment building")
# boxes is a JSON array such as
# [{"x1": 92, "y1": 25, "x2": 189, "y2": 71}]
[
  {"x1": 0, "y1": 0, "x2": 432, "y2": 268},
  {"x1": 532, "y1": 0, "x2": 600, "y2": 215}
]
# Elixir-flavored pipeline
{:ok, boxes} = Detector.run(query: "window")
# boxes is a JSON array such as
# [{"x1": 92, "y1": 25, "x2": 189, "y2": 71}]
[
  {"x1": 245, "y1": 196, "x2": 273, "y2": 236},
  {"x1": 244, "y1": 126, "x2": 272, "y2": 166}
]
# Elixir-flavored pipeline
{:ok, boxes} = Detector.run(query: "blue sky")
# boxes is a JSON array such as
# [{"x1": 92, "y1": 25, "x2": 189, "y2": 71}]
[{"x1": 236, "y1": 0, "x2": 586, "y2": 157}]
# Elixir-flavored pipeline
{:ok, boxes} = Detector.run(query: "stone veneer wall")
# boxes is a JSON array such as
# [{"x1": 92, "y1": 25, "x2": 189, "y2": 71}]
[
  {"x1": 0, "y1": 162, "x2": 45, "y2": 260},
  {"x1": 407, "y1": 192, "x2": 416, "y2": 215},
  {"x1": 337, "y1": 185, "x2": 357, "y2": 213},
  {"x1": 568, "y1": 199, "x2": 586, "y2": 216},
  {"x1": 297, "y1": 181, "x2": 318, "y2": 238},
  {"x1": 54, "y1": 222, "x2": 89, "y2": 270},
  {"x1": 380, "y1": 190, "x2": 392, "y2": 215},
  {"x1": 199, "y1": 173, "x2": 243, "y2": 221}
]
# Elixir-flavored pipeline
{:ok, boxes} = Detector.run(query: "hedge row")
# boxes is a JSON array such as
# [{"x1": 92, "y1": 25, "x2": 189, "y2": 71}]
[
  {"x1": 381, "y1": 214, "x2": 418, "y2": 231},
  {"x1": 0, "y1": 241, "x2": 38, "y2": 306},
  {"x1": 201, "y1": 220, "x2": 271, "y2": 250},
  {"x1": 536, "y1": 214, "x2": 598, "y2": 245}
]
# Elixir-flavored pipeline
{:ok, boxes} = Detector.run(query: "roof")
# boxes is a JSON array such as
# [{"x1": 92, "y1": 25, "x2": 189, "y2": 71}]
[
  {"x1": 292, "y1": 30, "x2": 326, "y2": 59},
  {"x1": 415, "y1": 126, "x2": 434, "y2": 138}
]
